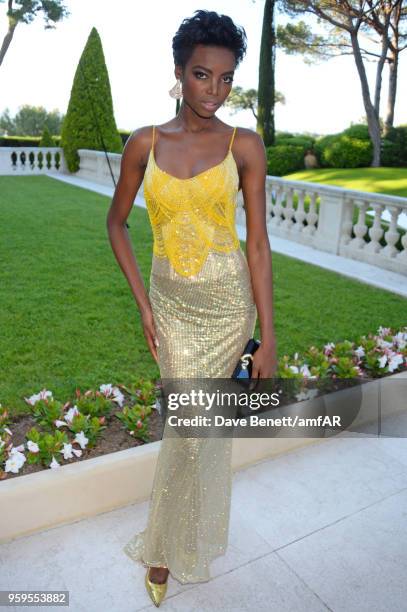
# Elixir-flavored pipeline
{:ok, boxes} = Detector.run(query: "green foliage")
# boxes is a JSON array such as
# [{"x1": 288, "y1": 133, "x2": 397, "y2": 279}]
[
  {"x1": 74, "y1": 390, "x2": 113, "y2": 418},
  {"x1": 266, "y1": 144, "x2": 305, "y2": 176},
  {"x1": 275, "y1": 135, "x2": 315, "y2": 150},
  {"x1": 342, "y1": 124, "x2": 370, "y2": 140},
  {"x1": 322, "y1": 135, "x2": 373, "y2": 168},
  {"x1": 313, "y1": 133, "x2": 341, "y2": 166},
  {"x1": 60, "y1": 27, "x2": 122, "y2": 172},
  {"x1": 0, "y1": 105, "x2": 64, "y2": 137},
  {"x1": 25, "y1": 426, "x2": 69, "y2": 467},
  {"x1": 39, "y1": 125, "x2": 55, "y2": 147},
  {"x1": 28, "y1": 397, "x2": 65, "y2": 431},
  {"x1": 382, "y1": 125, "x2": 407, "y2": 166},
  {"x1": 116, "y1": 404, "x2": 152, "y2": 443}
]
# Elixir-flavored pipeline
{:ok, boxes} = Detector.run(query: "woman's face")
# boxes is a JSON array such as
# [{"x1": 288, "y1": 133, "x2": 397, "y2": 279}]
[{"x1": 176, "y1": 44, "x2": 236, "y2": 117}]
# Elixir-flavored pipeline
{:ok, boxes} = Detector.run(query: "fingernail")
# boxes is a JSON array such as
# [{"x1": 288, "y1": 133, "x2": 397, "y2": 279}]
[{"x1": 154, "y1": 338, "x2": 159, "y2": 347}]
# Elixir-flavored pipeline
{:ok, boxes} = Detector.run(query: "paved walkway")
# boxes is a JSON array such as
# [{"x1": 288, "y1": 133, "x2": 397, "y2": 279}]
[
  {"x1": 47, "y1": 173, "x2": 407, "y2": 299},
  {"x1": 2, "y1": 429, "x2": 407, "y2": 611}
]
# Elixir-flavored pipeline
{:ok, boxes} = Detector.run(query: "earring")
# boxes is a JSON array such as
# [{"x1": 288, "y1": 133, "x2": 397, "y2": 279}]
[{"x1": 169, "y1": 78, "x2": 183, "y2": 99}]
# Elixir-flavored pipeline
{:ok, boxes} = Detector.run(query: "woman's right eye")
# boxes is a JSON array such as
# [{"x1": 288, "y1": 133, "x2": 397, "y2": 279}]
[{"x1": 194, "y1": 71, "x2": 207, "y2": 79}]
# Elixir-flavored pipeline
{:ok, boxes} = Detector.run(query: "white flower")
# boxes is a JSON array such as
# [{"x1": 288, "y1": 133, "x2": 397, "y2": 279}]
[
  {"x1": 355, "y1": 346, "x2": 365, "y2": 358},
  {"x1": 376, "y1": 337, "x2": 393, "y2": 349},
  {"x1": 25, "y1": 389, "x2": 53, "y2": 405},
  {"x1": 100, "y1": 383, "x2": 114, "y2": 395},
  {"x1": 112, "y1": 389, "x2": 124, "y2": 407},
  {"x1": 27, "y1": 440, "x2": 39, "y2": 453},
  {"x1": 388, "y1": 352, "x2": 404, "y2": 373},
  {"x1": 5, "y1": 448, "x2": 26, "y2": 473},
  {"x1": 4, "y1": 426, "x2": 12, "y2": 436},
  {"x1": 50, "y1": 455, "x2": 60, "y2": 468},
  {"x1": 64, "y1": 406, "x2": 80, "y2": 423},
  {"x1": 72, "y1": 447, "x2": 82, "y2": 457},
  {"x1": 324, "y1": 342, "x2": 335, "y2": 354},
  {"x1": 393, "y1": 332, "x2": 406, "y2": 350},
  {"x1": 378, "y1": 354, "x2": 387, "y2": 368},
  {"x1": 300, "y1": 364, "x2": 312, "y2": 378},
  {"x1": 54, "y1": 419, "x2": 68, "y2": 428},
  {"x1": 61, "y1": 443, "x2": 74, "y2": 460},
  {"x1": 289, "y1": 365, "x2": 299, "y2": 374},
  {"x1": 100, "y1": 384, "x2": 124, "y2": 407},
  {"x1": 378, "y1": 326, "x2": 392, "y2": 337},
  {"x1": 74, "y1": 431, "x2": 89, "y2": 449}
]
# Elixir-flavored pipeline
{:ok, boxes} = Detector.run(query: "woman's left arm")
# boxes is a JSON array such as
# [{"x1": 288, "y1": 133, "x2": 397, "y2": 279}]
[{"x1": 240, "y1": 130, "x2": 277, "y2": 378}]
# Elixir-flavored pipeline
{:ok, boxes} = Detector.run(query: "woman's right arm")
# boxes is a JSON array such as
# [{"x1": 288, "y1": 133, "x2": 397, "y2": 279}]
[{"x1": 106, "y1": 127, "x2": 159, "y2": 363}]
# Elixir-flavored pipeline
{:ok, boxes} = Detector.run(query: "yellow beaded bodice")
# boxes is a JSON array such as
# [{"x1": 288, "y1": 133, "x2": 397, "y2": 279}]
[{"x1": 143, "y1": 125, "x2": 240, "y2": 277}]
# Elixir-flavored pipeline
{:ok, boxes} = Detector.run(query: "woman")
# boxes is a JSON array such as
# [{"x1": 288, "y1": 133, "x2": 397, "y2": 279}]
[{"x1": 107, "y1": 9, "x2": 277, "y2": 607}]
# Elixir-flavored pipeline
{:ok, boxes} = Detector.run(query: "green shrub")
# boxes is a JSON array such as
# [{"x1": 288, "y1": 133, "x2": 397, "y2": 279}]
[
  {"x1": 39, "y1": 125, "x2": 55, "y2": 147},
  {"x1": 266, "y1": 145, "x2": 305, "y2": 176},
  {"x1": 60, "y1": 27, "x2": 123, "y2": 172},
  {"x1": 276, "y1": 135, "x2": 315, "y2": 149},
  {"x1": 342, "y1": 124, "x2": 370, "y2": 140},
  {"x1": 382, "y1": 125, "x2": 407, "y2": 166},
  {"x1": 322, "y1": 136, "x2": 373, "y2": 168},
  {"x1": 313, "y1": 133, "x2": 341, "y2": 166}
]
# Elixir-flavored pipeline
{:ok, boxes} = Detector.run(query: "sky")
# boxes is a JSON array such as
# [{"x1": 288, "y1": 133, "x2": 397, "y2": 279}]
[{"x1": 0, "y1": 0, "x2": 406, "y2": 135}]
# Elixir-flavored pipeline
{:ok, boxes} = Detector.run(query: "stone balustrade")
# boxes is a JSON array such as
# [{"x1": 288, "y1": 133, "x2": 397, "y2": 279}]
[
  {"x1": 0, "y1": 146, "x2": 67, "y2": 174},
  {"x1": 1, "y1": 146, "x2": 406, "y2": 276}
]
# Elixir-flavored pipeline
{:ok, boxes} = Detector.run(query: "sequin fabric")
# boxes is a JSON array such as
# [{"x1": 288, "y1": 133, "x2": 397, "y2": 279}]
[{"x1": 123, "y1": 126, "x2": 257, "y2": 584}]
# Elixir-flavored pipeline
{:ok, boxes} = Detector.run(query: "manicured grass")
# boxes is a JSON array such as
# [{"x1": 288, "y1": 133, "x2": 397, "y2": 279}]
[
  {"x1": 284, "y1": 167, "x2": 407, "y2": 198},
  {"x1": 1, "y1": 175, "x2": 406, "y2": 415}
]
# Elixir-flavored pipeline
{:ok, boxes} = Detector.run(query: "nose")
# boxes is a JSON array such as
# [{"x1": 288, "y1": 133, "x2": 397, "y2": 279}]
[{"x1": 207, "y1": 77, "x2": 219, "y2": 97}]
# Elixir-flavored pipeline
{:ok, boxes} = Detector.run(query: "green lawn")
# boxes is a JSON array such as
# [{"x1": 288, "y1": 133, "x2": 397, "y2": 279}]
[
  {"x1": 1, "y1": 175, "x2": 406, "y2": 415},
  {"x1": 284, "y1": 167, "x2": 407, "y2": 198}
]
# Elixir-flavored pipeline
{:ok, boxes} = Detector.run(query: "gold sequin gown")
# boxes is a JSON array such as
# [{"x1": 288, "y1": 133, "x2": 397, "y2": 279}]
[{"x1": 123, "y1": 125, "x2": 257, "y2": 584}]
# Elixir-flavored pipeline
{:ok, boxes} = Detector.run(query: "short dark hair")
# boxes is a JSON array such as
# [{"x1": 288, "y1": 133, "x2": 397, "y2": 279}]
[{"x1": 172, "y1": 9, "x2": 248, "y2": 70}]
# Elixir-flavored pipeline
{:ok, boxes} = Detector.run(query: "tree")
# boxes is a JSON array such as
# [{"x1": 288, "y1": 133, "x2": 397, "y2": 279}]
[
  {"x1": 60, "y1": 27, "x2": 123, "y2": 172},
  {"x1": 257, "y1": 0, "x2": 277, "y2": 145},
  {"x1": 0, "y1": 0, "x2": 69, "y2": 67},
  {"x1": 0, "y1": 104, "x2": 64, "y2": 135},
  {"x1": 224, "y1": 85, "x2": 285, "y2": 120},
  {"x1": 279, "y1": 0, "x2": 407, "y2": 166},
  {"x1": 39, "y1": 124, "x2": 55, "y2": 146}
]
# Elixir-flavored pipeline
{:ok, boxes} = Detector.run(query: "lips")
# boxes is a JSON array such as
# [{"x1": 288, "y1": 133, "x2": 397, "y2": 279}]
[{"x1": 201, "y1": 101, "x2": 218, "y2": 111}]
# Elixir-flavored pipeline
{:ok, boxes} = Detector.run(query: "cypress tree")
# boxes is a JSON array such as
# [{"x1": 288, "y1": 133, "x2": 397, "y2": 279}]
[{"x1": 61, "y1": 27, "x2": 123, "y2": 172}]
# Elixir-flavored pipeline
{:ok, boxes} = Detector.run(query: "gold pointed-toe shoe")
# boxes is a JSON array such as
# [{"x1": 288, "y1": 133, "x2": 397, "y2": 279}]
[{"x1": 145, "y1": 567, "x2": 168, "y2": 607}]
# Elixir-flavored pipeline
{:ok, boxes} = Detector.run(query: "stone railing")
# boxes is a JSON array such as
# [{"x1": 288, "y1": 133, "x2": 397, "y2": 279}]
[
  {"x1": 1, "y1": 147, "x2": 406, "y2": 276},
  {"x1": 0, "y1": 146, "x2": 67, "y2": 174},
  {"x1": 236, "y1": 177, "x2": 407, "y2": 276}
]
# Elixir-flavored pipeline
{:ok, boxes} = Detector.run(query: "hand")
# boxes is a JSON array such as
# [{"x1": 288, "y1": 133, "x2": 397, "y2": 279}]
[
  {"x1": 251, "y1": 343, "x2": 278, "y2": 379},
  {"x1": 140, "y1": 306, "x2": 159, "y2": 364}
]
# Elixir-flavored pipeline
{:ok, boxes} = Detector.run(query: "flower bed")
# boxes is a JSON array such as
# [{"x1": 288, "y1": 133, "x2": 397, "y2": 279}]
[{"x1": 1, "y1": 326, "x2": 406, "y2": 481}]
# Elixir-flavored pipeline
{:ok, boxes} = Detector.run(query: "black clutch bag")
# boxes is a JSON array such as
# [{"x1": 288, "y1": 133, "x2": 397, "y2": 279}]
[{"x1": 231, "y1": 338, "x2": 261, "y2": 385}]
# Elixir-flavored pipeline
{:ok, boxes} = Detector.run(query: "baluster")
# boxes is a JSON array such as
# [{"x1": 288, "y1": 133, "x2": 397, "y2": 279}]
[
  {"x1": 349, "y1": 200, "x2": 368, "y2": 249},
  {"x1": 281, "y1": 187, "x2": 294, "y2": 231},
  {"x1": 303, "y1": 192, "x2": 318, "y2": 235},
  {"x1": 382, "y1": 206, "x2": 401, "y2": 258},
  {"x1": 340, "y1": 198, "x2": 354, "y2": 246},
  {"x1": 270, "y1": 184, "x2": 283, "y2": 228},
  {"x1": 365, "y1": 203, "x2": 384, "y2": 253},
  {"x1": 292, "y1": 189, "x2": 306, "y2": 233}
]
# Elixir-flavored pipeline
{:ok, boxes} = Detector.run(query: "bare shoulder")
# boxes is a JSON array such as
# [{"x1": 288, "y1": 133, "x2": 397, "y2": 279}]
[
  {"x1": 234, "y1": 127, "x2": 266, "y2": 172},
  {"x1": 121, "y1": 125, "x2": 155, "y2": 169},
  {"x1": 235, "y1": 127, "x2": 265, "y2": 150}
]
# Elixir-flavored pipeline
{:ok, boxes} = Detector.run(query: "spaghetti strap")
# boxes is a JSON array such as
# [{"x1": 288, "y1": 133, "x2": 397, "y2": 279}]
[
  {"x1": 228, "y1": 126, "x2": 237, "y2": 152},
  {"x1": 151, "y1": 125, "x2": 156, "y2": 153}
]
